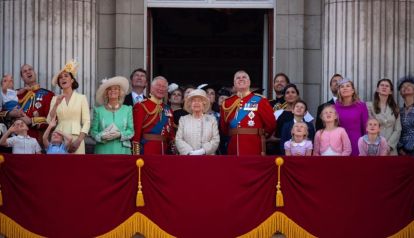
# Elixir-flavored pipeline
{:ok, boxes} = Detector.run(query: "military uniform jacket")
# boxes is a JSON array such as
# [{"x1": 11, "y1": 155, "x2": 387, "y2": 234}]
[
  {"x1": 132, "y1": 98, "x2": 175, "y2": 155},
  {"x1": 220, "y1": 93, "x2": 276, "y2": 155},
  {"x1": 18, "y1": 85, "x2": 54, "y2": 142}
]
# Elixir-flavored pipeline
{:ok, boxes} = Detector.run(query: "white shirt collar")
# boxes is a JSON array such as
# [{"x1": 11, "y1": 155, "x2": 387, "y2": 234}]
[
  {"x1": 131, "y1": 91, "x2": 144, "y2": 98},
  {"x1": 16, "y1": 134, "x2": 30, "y2": 139}
]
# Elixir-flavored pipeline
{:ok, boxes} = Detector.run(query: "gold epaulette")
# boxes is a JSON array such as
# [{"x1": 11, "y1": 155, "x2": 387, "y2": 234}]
[
  {"x1": 222, "y1": 96, "x2": 241, "y2": 122},
  {"x1": 221, "y1": 96, "x2": 240, "y2": 112},
  {"x1": 18, "y1": 91, "x2": 35, "y2": 106},
  {"x1": 141, "y1": 102, "x2": 163, "y2": 129},
  {"x1": 141, "y1": 101, "x2": 162, "y2": 116},
  {"x1": 254, "y1": 93, "x2": 266, "y2": 98}
]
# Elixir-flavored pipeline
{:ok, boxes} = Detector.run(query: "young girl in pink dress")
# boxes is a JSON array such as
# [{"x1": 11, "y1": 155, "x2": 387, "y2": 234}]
[
  {"x1": 313, "y1": 105, "x2": 352, "y2": 156},
  {"x1": 358, "y1": 118, "x2": 389, "y2": 156},
  {"x1": 284, "y1": 122, "x2": 313, "y2": 156}
]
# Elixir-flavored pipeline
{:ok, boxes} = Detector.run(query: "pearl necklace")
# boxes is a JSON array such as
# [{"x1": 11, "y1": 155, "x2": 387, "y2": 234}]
[{"x1": 106, "y1": 103, "x2": 120, "y2": 110}]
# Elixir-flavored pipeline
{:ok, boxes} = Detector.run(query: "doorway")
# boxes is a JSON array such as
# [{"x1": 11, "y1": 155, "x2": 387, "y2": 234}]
[{"x1": 150, "y1": 8, "x2": 269, "y2": 91}]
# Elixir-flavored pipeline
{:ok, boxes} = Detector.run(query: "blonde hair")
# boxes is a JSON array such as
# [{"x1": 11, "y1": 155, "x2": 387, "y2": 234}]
[
  {"x1": 320, "y1": 104, "x2": 339, "y2": 128},
  {"x1": 291, "y1": 122, "x2": 309, "y2": 139},
  {"x1": 103, "y1": 86, "x2": 126, "y2": 105},
  {"x1": 366, "y1": 118, "x2": 381, "y2": 136},
  {"x1": 337, "y1": 80, "x2": 360, "y2": 103}
]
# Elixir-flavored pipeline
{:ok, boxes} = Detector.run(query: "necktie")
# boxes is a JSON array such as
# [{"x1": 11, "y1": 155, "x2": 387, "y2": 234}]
[{"x1": 135, "y1": 95, "x2": 142, "y2": 104}]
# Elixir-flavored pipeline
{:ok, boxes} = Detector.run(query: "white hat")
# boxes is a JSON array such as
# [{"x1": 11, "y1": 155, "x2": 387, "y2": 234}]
[
  {"x1": 184, "y1": 89, "x2": 210, "y2": 113},
  {"x1": 95, "y1": 76, "x2": 130, "y2": 106},
  {"x1": 168, "y1": 83, "x2": 179, "y2": 93},
  {"x1": 197, "y1": 83, "x2": 208, "y2": 90},
  {"x1": 52, "y1": 59, "x2": 79, "y2": 87}
]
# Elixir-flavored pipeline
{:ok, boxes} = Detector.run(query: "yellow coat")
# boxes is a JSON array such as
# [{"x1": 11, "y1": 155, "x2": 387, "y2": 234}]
[{"x1": 47, "y1": 91, "x2": 91, "y2": 154}]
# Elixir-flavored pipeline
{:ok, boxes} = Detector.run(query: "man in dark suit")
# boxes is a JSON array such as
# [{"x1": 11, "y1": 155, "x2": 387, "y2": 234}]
[
  {"x1": 315, "y1": 73, "x2": 343, "y2": 131},
  {"x1": 124, "y1": 68, "x2": 147, "y2": 106},
  {"x1": 269, "y1": 72, "x2": 290, "y2": 111}
]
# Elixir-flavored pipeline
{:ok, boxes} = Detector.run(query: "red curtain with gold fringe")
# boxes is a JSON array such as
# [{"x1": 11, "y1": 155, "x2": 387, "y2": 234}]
[{"x1": 0, "y1": 155, "x2": 413, "y2": 238}]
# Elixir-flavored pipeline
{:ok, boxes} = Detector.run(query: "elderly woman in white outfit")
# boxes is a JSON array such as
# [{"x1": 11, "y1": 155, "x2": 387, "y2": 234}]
[{"x1": 175, "y1": 89, "x2": 220, "y2": 155}]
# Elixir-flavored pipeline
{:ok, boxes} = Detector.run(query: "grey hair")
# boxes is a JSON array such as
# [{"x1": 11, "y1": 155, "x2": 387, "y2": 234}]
[
  {"x1": 151, "y1": 76, "x2": 168, "y2": 87},
  {"x1": 234, "y1": 70, "x2": 250, "y2": 80}
]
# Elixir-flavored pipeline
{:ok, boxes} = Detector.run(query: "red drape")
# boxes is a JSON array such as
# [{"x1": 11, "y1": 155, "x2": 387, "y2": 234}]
[{"x1": 0, "y1": 155, "x2": 413, "y2": 238}]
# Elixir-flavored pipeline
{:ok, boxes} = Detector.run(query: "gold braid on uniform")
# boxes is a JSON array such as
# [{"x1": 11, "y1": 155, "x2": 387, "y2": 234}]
[
  {"x1": 275, "y1": 101, "x2": 287, "y2": 111},
  {"x1": 18, "y1": 85, "x2": 40, "y2": 110},
  {"x1": 18, "y1": 91, "x2": 35, "y2": 110},
  {"x1": 222, "y1": 98, "x2": 241, "y2": 122},
  {"x1": 141, "y1": 103, "x2": 163, "y2": 129},
  {"x1": 132, "y1": 142, "x2": 141, "y2": 155}
]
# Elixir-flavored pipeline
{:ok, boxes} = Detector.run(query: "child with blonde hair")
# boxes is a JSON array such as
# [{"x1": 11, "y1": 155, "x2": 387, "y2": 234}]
[
  {"x1": 43, "y1": 117, "x2": 73, "y2": 154},
  {"x1": 313, "y1": 105, "x2": 352, "y2": 156},
  {"x1": 284, "y1": 122, "x2": 313, "y2": 156},
  {"x1": 358, "y1": 118, "x2": 389, "y2": 156},
  {"x1": 279, "y1": 100, "x2": 315, "y2": 154},
  {"x1": 1, "y1": 74, "x2": 30, "y2": 111}
]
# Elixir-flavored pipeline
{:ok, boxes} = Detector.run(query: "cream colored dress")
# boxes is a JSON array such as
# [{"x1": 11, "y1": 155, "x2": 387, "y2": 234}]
[
  {"x1": 47, "y1": 91, "x2": 91, "y2": 154},
  {"x1": 366, "y1": 102, "x2": 401, "y2": 155},
  {"x1": 175, "y1": 114, "x2": 220, "y2": 155}
]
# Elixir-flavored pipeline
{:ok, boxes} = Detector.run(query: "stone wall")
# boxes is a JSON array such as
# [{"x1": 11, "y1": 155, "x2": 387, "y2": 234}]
[
  {"x1": 275, "y1": 0, "x2": 323, "y2": 116},
  {"x1": 97, "y1": 0, "x2": 145, "y2": 84}
]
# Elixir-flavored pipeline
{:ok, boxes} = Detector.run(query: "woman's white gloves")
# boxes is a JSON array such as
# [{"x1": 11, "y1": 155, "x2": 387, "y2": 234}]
[
  {"x1": 101, "y1": 123, "x2": 121, "y2": 141},
  {"x1": 189, "y1": 148, "x2": 206, "y2": 155},
  {"x1": 102, "y1": 131, "x2": 121, "y2": 140}
]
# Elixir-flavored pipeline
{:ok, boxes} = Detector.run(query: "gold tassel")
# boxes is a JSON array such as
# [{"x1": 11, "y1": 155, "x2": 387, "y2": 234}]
[
  {"x1": 276, "y1": 189, "x2": 283, "y2": 207},
  {"x1": 275, "y1": 157, "x2": 284, "y2": 207},
  {"x1": 136, "y1": 158, "x2": 145, "y2": 207},
  {"x1": 136, "y1": 190, "x2": 144, "y2": 207},
  {"x1": 0, "y1": 155, "x2": 4, "y2": 207}
]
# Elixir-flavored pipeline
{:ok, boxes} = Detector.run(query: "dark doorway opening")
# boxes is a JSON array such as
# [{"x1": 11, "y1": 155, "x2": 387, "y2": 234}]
[{"x1": 152, "y1": 8, "x2": 265, "y2": 89}]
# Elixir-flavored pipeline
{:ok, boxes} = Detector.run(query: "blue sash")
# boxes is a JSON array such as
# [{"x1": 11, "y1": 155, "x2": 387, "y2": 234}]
[
  {"x1": 229, "y1": 95, "x2": 262, "y2": 129},
  {"x1": 21, "y1": 89, "x2": 49, "y2": 112},
  {"x1": 141, "y1": 105, "x2": 170, "y2": 145}
]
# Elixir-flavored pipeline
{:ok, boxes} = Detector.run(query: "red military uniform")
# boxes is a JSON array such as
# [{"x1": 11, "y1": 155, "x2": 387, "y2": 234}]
[
  {"x1": 132, "y1": 98, "x2": 175, "y2": 155},
  {"x1": 18, "y1": 85, "x2": 54, "y2": 142},
  {"x1": 220, "y1": 93, "x2": 276, "y2": 155}
]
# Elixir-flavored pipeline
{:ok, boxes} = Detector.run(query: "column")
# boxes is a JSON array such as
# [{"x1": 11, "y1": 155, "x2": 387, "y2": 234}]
[{"x1": 323, "y1": 0, "x2": 414, "y2": 102}]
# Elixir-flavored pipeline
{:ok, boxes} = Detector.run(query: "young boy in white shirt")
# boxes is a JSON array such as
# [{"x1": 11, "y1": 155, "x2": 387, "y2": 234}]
[{"x1": 0, "y1": 119, "x2": 42, "y2": 154}]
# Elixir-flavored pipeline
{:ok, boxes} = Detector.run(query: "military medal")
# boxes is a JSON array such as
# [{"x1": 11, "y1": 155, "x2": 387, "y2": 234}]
[
  {"x1": 35, "y1": 102, "x2": 42, "y2": 109},
  {"x1": 247, "y1": 111, "x2": 255, "y2": 127},
  {"x1": 244, "y1": 103, "x2": 258, "y2": 111},
  {"x1": 165, "y1": 109, "x2": 172, "y2": 117}
]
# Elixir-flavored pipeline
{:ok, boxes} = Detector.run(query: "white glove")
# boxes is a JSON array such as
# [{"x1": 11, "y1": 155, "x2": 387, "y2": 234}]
[
  {"x1": 189, "y1": 148, "x2": 206, "y2": 155},
  {"x1": 102, "y1": 131, "x2": 121, "y2": 141},
  {"x1": 110, "y1": 131, "x2": 121, "y2": 139}
]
